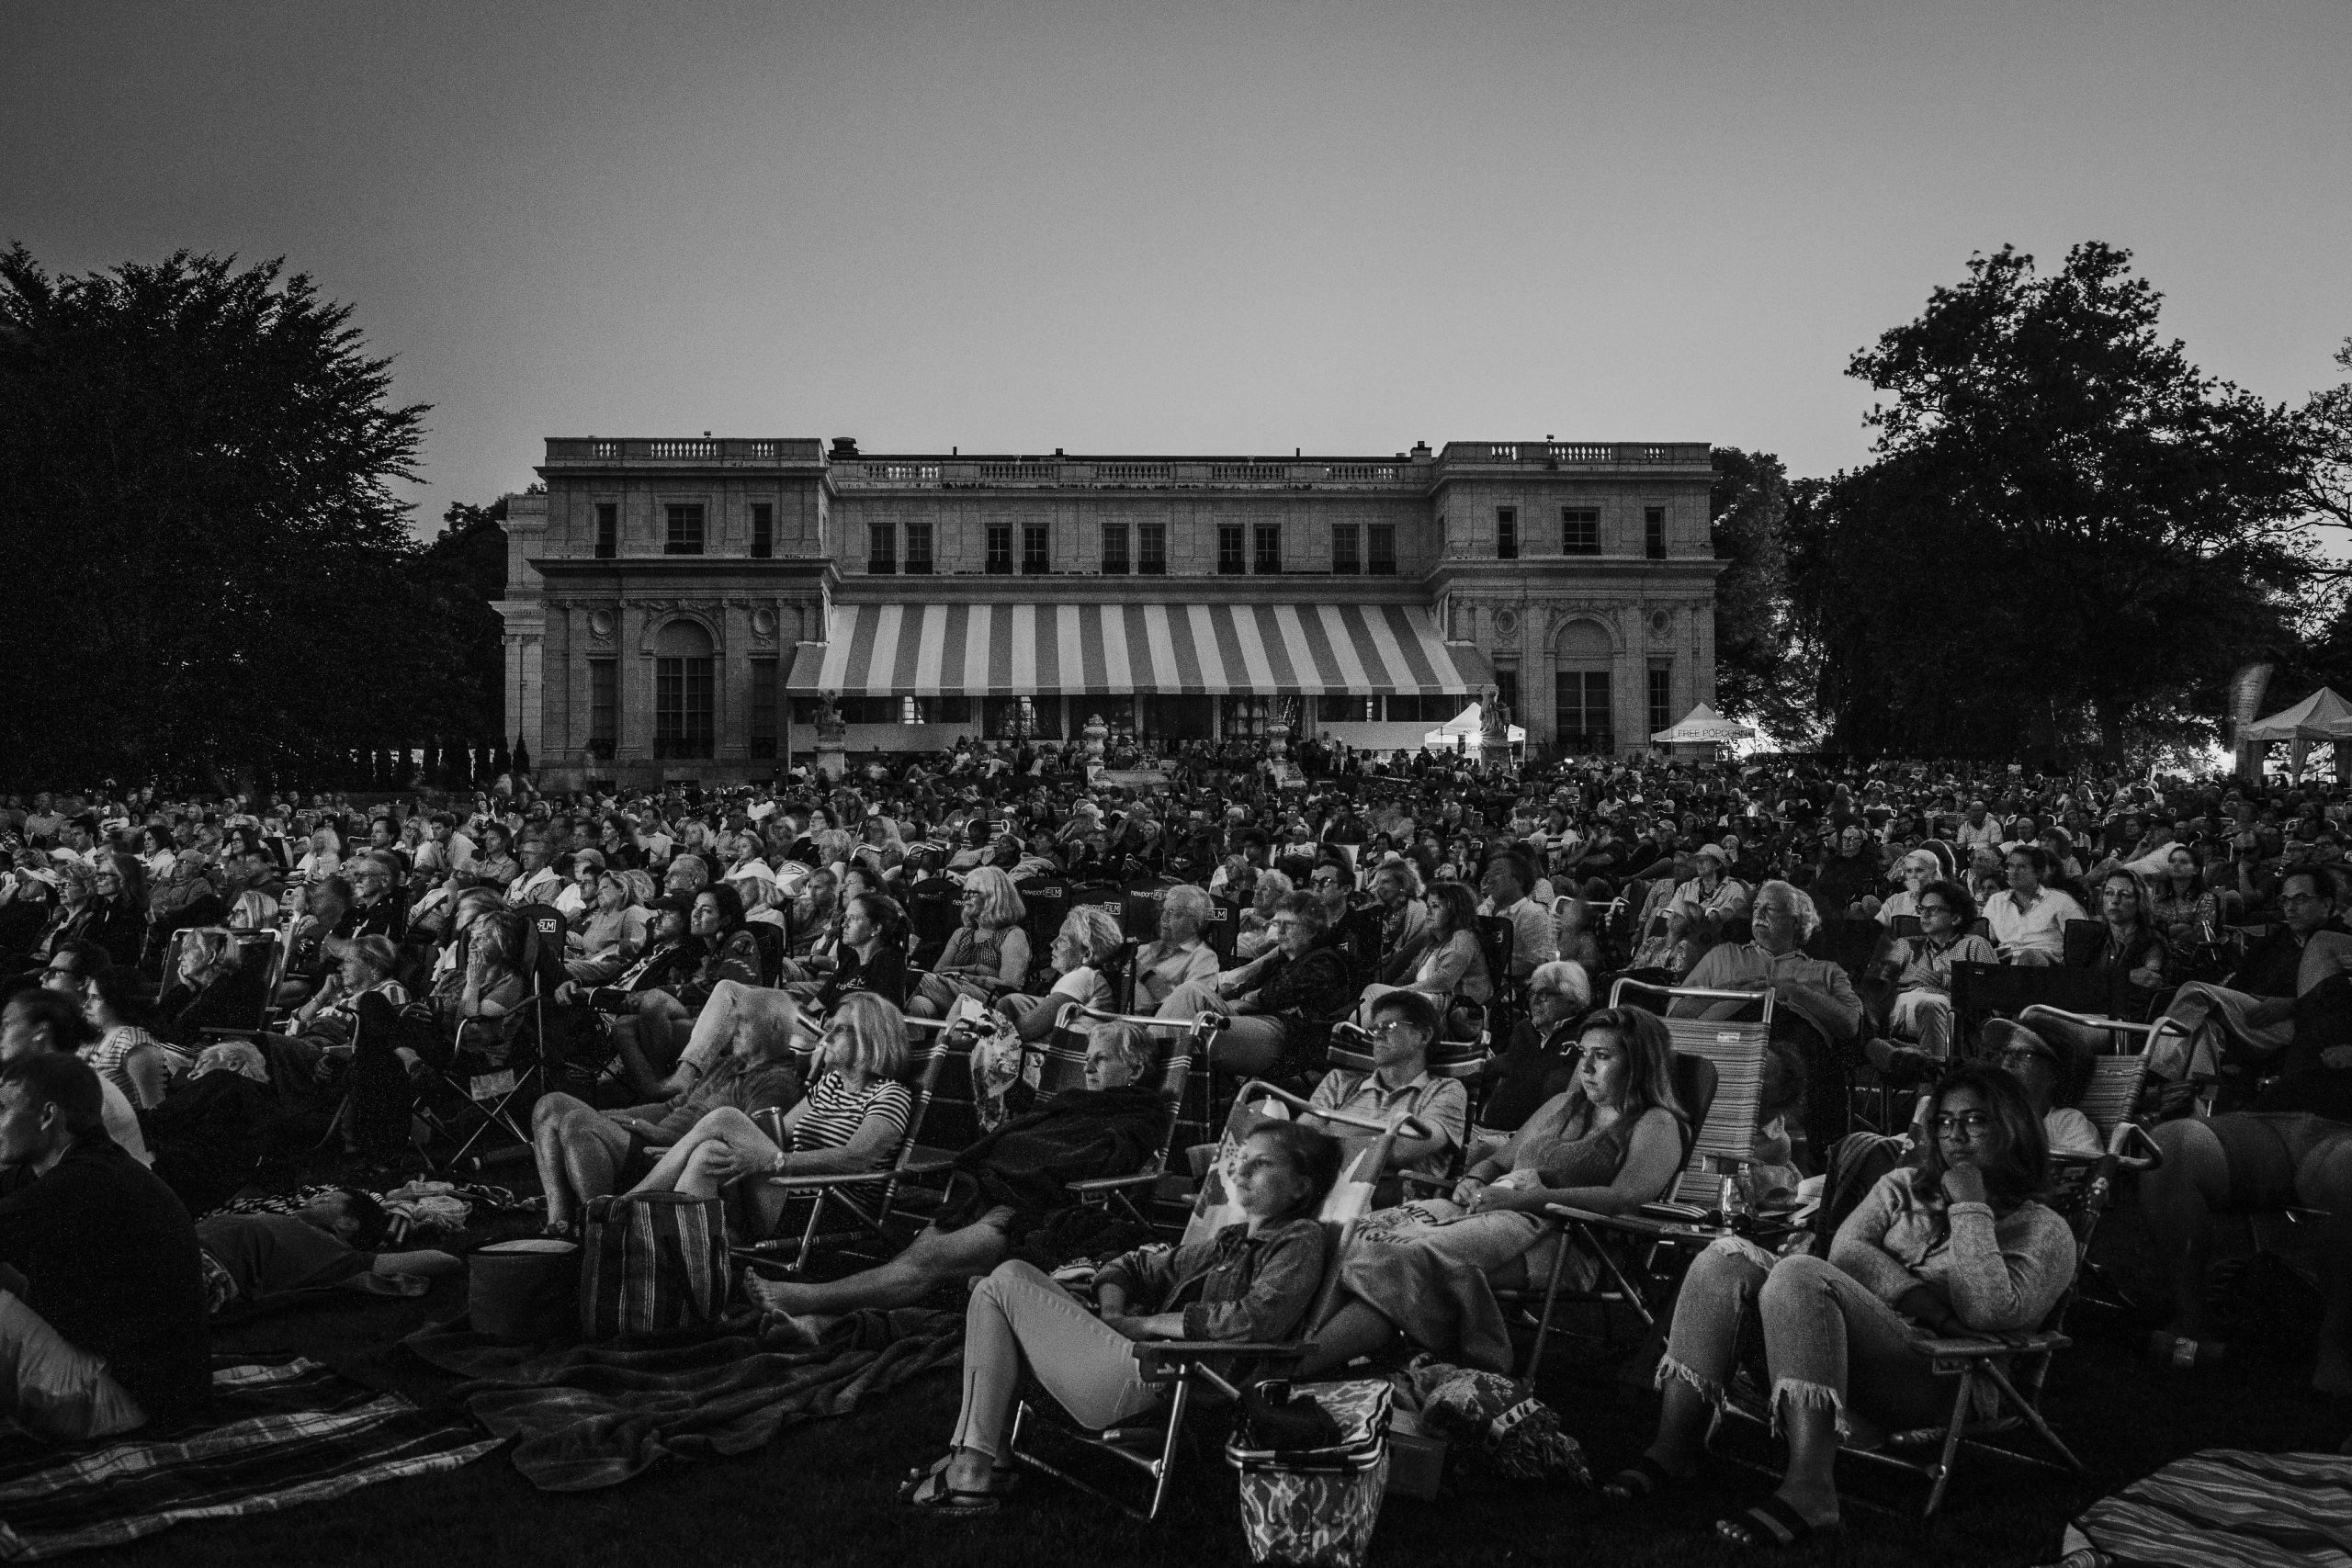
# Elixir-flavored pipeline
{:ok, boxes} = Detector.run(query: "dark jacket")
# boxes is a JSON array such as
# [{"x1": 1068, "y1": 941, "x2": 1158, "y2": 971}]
[
  {"x1": 940, "y1": 1083, "x2": 1166, "y2": 1224},
  {"x1": 0, "y1": 1137, "x2": 209, "y2": 1418},
  {"x1": 1094, "y1": 1216, "x2": 1331, "y2": 1343}
]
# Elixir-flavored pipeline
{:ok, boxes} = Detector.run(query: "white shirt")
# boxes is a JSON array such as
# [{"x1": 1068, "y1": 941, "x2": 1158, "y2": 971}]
[
  {"x1": 1984, "y1": 886, "x2": 2086, "y2": 960},
  {"x1": 508, "y1": 866, "x2": 562, "y2": 906},
  {"x1": 100, "y1": 1078, "x2": 153, "y2": 1167}
]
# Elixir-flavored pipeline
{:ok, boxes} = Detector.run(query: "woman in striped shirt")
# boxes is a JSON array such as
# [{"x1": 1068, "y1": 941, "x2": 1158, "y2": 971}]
[{"x1": 628, "y1": 992, "x2": 912, "y2": 1237}]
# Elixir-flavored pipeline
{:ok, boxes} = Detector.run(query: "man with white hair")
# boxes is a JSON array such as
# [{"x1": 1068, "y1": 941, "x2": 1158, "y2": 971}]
[{"x1": 1474, "y1": 960, "x2": 1593, "y2": 1148}]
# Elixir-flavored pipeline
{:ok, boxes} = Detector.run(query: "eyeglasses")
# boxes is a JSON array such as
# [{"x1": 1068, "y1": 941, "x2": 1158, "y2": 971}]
[
  {"x1": 1930, "y1": 1111, "x2": 1996, "y2": 1136},
  {"x1": 1917, "y1": 904, "x2": 1952, "y2": 916},
  {"x1": 1368, "y1": 1021, "x2": 1423, "y2": 1040}
]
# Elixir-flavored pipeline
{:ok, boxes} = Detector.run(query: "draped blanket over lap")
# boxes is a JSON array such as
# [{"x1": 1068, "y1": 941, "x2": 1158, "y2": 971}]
[
  {"x1": 403, "y1": 1308, "x2": 962, "y2": 1491},
  {"x1": 1338, "y1": 1201, "x2": 1554, "y2": 1376},
  {"x1": 931, "y1": 1083, "x2": 1167, "y2": 1234}
]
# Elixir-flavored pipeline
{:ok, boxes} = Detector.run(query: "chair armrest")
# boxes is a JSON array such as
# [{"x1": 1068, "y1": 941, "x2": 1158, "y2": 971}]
[
  {"x1": 1907, "y1": 1329, "x2": 2070, "y2": 1359},
  {"x1": 1547, "y1": 1203, "x2": 1722, "y2": 1245},
  {"x1": 1132, "y1": 1339, "x2": 1309, "y2": 1372},
  {"x1": 1066, "y1": 1170, "x2": 1162, "y2": 1194},
  {"x1": 1398, "y1": 1171, "x2": 1454, "y2": 1195},
  {"x1": 758, "y1": 1155, "x2": 956, "y2": 1190}
]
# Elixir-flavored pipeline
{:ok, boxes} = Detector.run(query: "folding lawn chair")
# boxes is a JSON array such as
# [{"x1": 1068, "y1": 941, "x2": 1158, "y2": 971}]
[{"x1": 1007, "y1": 1080, "x2": 1433, "y2": 1520}]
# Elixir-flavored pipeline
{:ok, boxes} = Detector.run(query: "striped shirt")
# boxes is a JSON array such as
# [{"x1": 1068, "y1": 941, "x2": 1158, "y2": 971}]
[{"x1": 790, "y1": 1071, "x2": 912, "y2": 1155}]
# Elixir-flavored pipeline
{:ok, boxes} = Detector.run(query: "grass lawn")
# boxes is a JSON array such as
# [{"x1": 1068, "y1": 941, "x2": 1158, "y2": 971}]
[{"x1": 64, "y1": 1199, "x2": 2351, "y2": 1568}]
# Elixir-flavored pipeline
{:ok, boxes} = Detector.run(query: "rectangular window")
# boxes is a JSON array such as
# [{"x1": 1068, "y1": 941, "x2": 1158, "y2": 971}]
[
  {"x1": 1645, "y1": 506, "x2": 1667, "y2": 560},
  {"x1": 1022, "y1": 525, "x2": 1049, "y2": 575},
  {"x1": 838, "y1": 696, "x2": 896, "y2": 724},
  {"x1": 1387, "y1": 694, "x2": 1459, "y2": 724},
  {"x1": 587, "y1": 659, "x2": 616, "y2": 759},
  {"x1": 916, "y1": 696, "x2": 972, "y2": 724},
  {"x1": 1222, "y1": 695, "x2": 1271, "y2": 739},
  {"x1": 1562, "y1": 506, "x2": 1600, "y2": 556},
  {"x1": 1217, "y1": 525, "x2": 1246, "y2": 575},
  {"x1": 749, "y1": 658, "x2": 778, "y2": 759},
  {"x1": 986, "y1": 525, "x2": 1013, "y2": 575},
  {"x1": 1330, "y1": 524, "x2": 1361, "y2": 575},
  {"x1": 1138, "y1": 522, "x2": 1167, "y2": 575},
  {"x1": 751, "y1": 503, "x2": 774, "y2": 559},
  {"x1": 1253, "y1": 524, "x2": 1282, "y2": 575},
  {"x1": 1101, "y1": 523, "x2": 1129, "y2": 575},
  {"x1": 1317, "y1": 694, "x2": 1377, "y2": 722},
  {"x1": 1495, "y1": 669, "x2": 1521, "y2": 723},
  {"x1": 1497, "y1": 506, "x2": 1518, "y2": 560},
  {"x1": 1367, "y1": 524, "x2": 1396, "y2": 576},
  {"x1": 866, "y1": 523, "x2": 896, "y2": 574},
  {"x1": 1555, "y1": 671, "x2": 1614, "y2": 754},
  {"x1": 664, "y1": 503, "x2": 704, "y2": 556},
  {"x1": 904, "y1": 522, "x2": 933, "y2": 575},
  {"x1": 1649, "y1": 663, "x2": 1674, "y2": 736},
  {"x1": 594, "y1": 503, "x2": 617, "y2": 559},
  {"x1": 654, "y1": 656, "x2": 715, "y2": 759}
]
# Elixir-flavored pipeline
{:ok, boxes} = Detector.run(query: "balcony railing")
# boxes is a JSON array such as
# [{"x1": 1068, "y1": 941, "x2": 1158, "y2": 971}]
[
  {"x1": 1439, "y1": 442, "x2": 1711, "y2": 467},
  {"x1": 544, "y1": 437, "x2": 824, "y2": 467}
]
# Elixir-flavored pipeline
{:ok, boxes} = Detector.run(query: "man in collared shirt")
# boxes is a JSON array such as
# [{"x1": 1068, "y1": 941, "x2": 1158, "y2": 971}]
[
  {"x1": 1475, "y1": 961, "x2": 1592, "y2": 1148},
  {"x1": 506, "y1": 835, "x2": 564, "y2": 908},
  {"x1": 1306, "y1": 989, "x2": 1464, "y2": 1191},
  {"x1": 1956, "y1": 798, "x2": 2003, "y2": 850},
  {"x1": 1984, "y1": 844, "x2": 2086, "y2": 966},
  {"x1": 1476, "y1": 851, "x2": 1556, "y2": 981}
]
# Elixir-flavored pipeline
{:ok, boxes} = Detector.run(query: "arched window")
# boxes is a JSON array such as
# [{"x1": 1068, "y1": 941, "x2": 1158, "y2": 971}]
[
  {"x1": 653, "y1": 619, "x2": 715, "y2": 760},
  {"x1": 1553, "y1": 618, "x2": 1615, "y2": 756}
]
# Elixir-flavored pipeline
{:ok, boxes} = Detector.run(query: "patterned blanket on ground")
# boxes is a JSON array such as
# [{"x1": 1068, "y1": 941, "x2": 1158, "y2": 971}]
[
  {"x1": 403, "y1": 1307, "x2": 963, "y2": 1492},
  {"x1": 0, "y1": 1358, "x2": 500, "y2": 1562},
  {"x1": 2063, "y1": 1449, "x2": 2352, "y2": 1568}
]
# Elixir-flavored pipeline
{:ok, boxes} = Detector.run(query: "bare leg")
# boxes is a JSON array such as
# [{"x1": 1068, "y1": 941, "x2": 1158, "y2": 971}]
[
  {"x1": 629, "y1": 1106, "x2": 762, "y2": 1195},
  {"x1": 1774, "y1": 1404, "x2": 1842, "y2": 1526},
  {"x1": 2146, "y1": 1118, "x2": 2229, "y2": 1346},
  {"x1": 746, "y1": 1221, "x2": 1007, "y2": 1318},
  {"x1": 1642, "y1": 1378, "x2": 1711, "y2": 1479},
  {"x1": 558, "y1": 1113, "x2": 629, "y2": 1224}
]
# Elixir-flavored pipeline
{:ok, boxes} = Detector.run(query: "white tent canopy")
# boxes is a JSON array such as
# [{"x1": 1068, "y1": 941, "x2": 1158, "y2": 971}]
[
  {"x1": 1422, "y1": 702, "x2": 1524, "y2": 750},
  {"x1": 1652, "y1": 703, "x2": 1757, "y2": 745},
  {"x1": 2244, "y1": 686, "x2": 2352, "y2": 741}
]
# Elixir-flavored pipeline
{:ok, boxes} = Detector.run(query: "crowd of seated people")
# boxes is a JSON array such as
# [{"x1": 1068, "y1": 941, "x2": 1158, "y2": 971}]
[{"x1": 0, "y1": 746, "x2": 2347, "y2": 1532}]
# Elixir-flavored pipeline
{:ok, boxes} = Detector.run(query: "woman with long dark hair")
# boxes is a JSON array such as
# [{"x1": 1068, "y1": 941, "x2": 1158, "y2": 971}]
[{"x1": 1607, "y1": 1062, "x2": 2074, "y2": 1549}]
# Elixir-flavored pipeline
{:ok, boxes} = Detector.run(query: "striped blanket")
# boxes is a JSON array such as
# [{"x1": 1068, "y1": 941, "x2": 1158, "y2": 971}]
[
  {"x1": 0, "y1": 1358, "x2": 499, "y2": 1562},
  {"x1": 2064, "y1": 1449, "x2": 2352, "y2": 1568}
]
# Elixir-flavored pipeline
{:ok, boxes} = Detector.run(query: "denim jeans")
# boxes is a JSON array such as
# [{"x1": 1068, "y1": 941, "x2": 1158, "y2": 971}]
[
  {"x1": 1658, "y1": 1238, "x2": 1949, "y2": 1440},
  {"x1": 949, "y1": 1261, "x2": 1160, "y2": 1461}
]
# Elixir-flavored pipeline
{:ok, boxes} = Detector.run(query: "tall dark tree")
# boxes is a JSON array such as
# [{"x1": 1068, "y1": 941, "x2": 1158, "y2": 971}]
[
  {"x1": 1710, "y1": 448, "x2": 1819, "y2": 749},
  {"x1": 1793, "y1": 243, "x2": 2312, "y2": 761},
  {"x1": 0, "y1": 245, "x2": 493, "y2": 786}
]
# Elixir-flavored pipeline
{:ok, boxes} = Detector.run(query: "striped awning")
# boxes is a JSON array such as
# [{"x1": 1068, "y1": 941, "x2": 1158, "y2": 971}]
[{"x1": 786, "y1": 602, "x2": 1491, "y2": 697}]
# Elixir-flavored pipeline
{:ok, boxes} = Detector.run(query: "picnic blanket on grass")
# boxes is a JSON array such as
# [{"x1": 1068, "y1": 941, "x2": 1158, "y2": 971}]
[
  {"x1": 2051, "y1": 1449, "x2": 2352, "y2": 1567},
  {"x1": 404, "y1": 1307, "x2": 962, "y2": 1491},
  {"x1": 0, "y1": 1357, "x2": 499, "y2": 1562}
]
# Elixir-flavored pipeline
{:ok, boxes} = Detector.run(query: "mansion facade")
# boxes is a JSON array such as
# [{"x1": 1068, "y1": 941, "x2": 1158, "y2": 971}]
[{"x1": 494, "y1": 435, "x2": 1723, "y2": 790}]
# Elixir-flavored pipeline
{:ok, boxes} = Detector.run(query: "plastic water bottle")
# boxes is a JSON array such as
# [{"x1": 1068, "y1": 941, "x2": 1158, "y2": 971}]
[{"x1": 1719, "y1": 1176, "x2": 1747, "y2": 1230}]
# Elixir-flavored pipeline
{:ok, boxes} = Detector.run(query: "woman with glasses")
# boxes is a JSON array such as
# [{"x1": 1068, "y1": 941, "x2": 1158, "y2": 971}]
[
  {"x1": 1864, "y1": 880, "x2": 1998, "y2": 1084},
  {"x1": 1607, "y1": 1062, "x2": 2074, "y2": 1549},
  {"x1": 908, "y1": 867, "x2": 1031, "y2": 1021},
  {"x1": 1156, "y1": 893, "x2": 1352, "y2": 1077}
]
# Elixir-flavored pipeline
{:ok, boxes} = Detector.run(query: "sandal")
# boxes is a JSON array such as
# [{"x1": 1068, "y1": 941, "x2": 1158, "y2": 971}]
[
  {"x1": 1716, "y1": 1495, "x2": 1838, "y2": 1550},
  {"x1": 902, "y1": 1452, "x2": 1020, "y2": 1495},
  {"x1": 540, "y1": 1220, "x2": 578, "y2": 1242},
  {"x1": 1600, "y1": 1454, "x2": 1681, "y2": 1505},
  {"x1": 900, "y1": 1469, "x2": 1004, "y2": 1516}
]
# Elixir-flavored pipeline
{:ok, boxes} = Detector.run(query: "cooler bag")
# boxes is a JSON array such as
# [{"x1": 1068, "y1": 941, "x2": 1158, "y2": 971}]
[{"x1": 1227, "y1": 1379, "x2": 1395, "y2": 1568}]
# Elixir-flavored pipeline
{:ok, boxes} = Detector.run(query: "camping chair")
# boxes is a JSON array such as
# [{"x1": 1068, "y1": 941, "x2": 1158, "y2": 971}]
[
  {"x1": 1950, "y1": 963, "x2": 2109, "y2": 1058},
  {"x1": 1715, "y1": 1117, "x2": 2165, "y2": 1516},
  {"x1": 733, "y1": 1013, "x2": 965, "y2": 1274},
  {"x1": 1051, "y1": 1003, "x2": 1214, "y2": 1228},
  {"x1": 1523, "y1": 982, "x2": 1772, "y2": 1371},
  {"x1": 1006, "y1": 1080, "x2": 1431, "y2": 1520},
  {"x1": 414, "y1": 905, "x2": 569, "y2": 1172},
  {"x1": 170, "y1": 928, "x2": 286, "y2": 1048}
]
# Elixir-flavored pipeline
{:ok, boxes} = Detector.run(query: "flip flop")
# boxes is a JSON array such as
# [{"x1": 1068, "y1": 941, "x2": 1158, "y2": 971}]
[
  {"x1": 1716, "y1": 1495, "x2": 1838, "y2": 1550},
  {"x1": 900, "y1": 1469, "x2": 1004, "y2": 1516},
  {"x1": 2146, "y1": 1331, "x2": 2226, "y2": 1371},
  {"x1": 1600, "y1": 1454, "x2": 1682, "y2": 1505}
]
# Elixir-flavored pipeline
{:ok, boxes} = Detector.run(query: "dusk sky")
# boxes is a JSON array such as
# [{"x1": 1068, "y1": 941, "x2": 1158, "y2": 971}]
[{"x1": 7, "y1": 0, "x2": 2347, "y2": 536}]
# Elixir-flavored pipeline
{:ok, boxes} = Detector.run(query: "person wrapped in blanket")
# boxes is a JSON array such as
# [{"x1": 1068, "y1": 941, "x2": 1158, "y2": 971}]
[
  {"x1": 1605, "y1": 1063, "x2": 2075, "y2": 1551},
  {"x1": 1295, "y1": 1007, "x2": 1689, "y2": 1377},
  {"x1": 742, "y1": 1021, "x2": 1174, "y2": 1342},
  {"x1": 195, "y1": 1188, "x2": 461, "y2": 1314},
  {"x1": 528, "y1": 982, "x2": 806, "y2": 1239},
  {"x1": 901, "y1": 1120, "x2": 1343, "y2": 1515},
  {"x1": 141, "y1": 1039, "x2": 278, "y2": 1218}
]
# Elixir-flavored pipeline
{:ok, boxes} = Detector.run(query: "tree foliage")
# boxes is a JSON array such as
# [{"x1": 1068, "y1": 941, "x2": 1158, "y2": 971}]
[
  {"x1": 1788, "y1": 243, "x2": 2314, "y2": 761},
  {"x1": 0, "y1": 244, "x2": 502, "y2": 787},
  {"x1": 1709, "y1": 447, "x2": 1821, "y2": 749}
]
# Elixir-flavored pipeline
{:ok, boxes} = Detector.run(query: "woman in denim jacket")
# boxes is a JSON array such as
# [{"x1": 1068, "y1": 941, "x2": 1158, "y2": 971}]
[{"x1": 903, "y1": 1120, "x2": 1343, "y2": 1515}]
